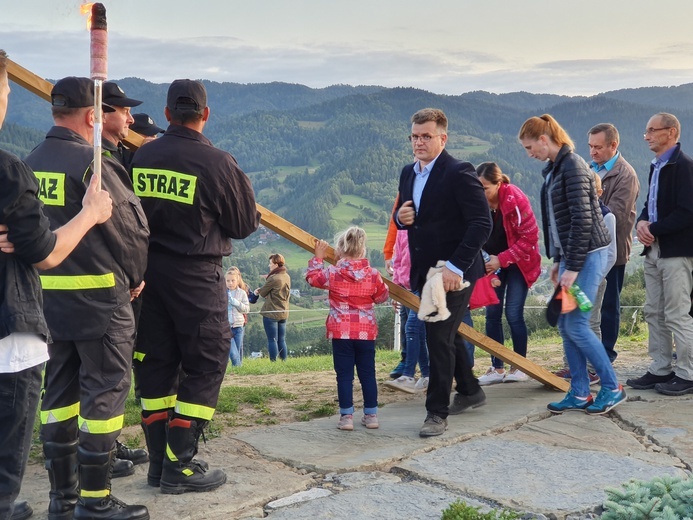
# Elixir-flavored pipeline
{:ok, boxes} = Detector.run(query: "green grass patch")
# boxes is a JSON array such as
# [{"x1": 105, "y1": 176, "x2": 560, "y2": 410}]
[{"x1": 216, "y1": 385, "x2": 294, "y2": 414}]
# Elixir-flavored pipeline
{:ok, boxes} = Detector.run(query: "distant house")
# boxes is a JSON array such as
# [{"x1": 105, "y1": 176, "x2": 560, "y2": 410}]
[
  {"x1": 312, "y1": 294, "x2": 328, "y2": 303},
  {"x1": 290, "y1": 289, "x2": 301, "y2": 298}
]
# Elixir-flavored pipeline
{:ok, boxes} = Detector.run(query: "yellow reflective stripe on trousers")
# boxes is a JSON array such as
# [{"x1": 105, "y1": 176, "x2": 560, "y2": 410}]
[
  {"x1": 40, "y1": 273, "x2": 116, "y2": 290},
  {"x1": 41, "y1": 402, "x2": 80, "y2": 425},
  {"x1": 81, "y1": 489, "x2": 110, "y2": 498},
  {"x1": 141, "y1": 395, "x2": 177, "y2": 412},
  {"x1": 133, "y1": 351, "x2": 145, "y2": 362},
  {"x1": 175, "y1": 400, "x2": 215, "y2": 421},
  {"x1": 78, "y1": 414, "x2": 124, "y2": 434}
]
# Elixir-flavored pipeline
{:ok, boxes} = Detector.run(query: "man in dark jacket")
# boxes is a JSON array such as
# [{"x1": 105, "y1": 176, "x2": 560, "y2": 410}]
[
  {"x1": 395, "y1": 108, "x2": 491, "y2": 437},
  {"x1": 25, "y1": 76, "x2": 149, "y2": 520},
  {"x1": 628, "y1": 113, "x2": 693, "y2": 396},
  {"x1": 0, "y1": 51, "x2": 113, "y2": 520}
]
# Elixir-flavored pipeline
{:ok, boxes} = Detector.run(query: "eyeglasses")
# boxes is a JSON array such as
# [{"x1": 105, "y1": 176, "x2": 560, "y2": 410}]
[
  {"x1": 408, "y1": 134, "x2": 441, "y2": 143},
  {"x1": 644, "y1": 127, "x2": 671, "y2": 136}
]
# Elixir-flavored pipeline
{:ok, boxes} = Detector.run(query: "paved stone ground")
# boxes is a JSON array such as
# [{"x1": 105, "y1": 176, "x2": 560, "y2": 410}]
[{"x1": 17, "y1": 368, "x2": 693, "y2": 519}]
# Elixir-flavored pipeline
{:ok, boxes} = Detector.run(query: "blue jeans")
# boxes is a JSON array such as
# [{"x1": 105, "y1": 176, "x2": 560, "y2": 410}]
[
  {"x1": 229, "y1": 326, "x2": 244, "y2": 366},
  {"x1": 558, "y1": 248, "x2": 619, "y2": 396},
  {"x1": 0, "y1": 363, "x2": 43, "y2": 519},
  {"x1": 600, "y1": 264, "x2": 625, "y2": 362},
  {"x1": 402, "y1": 293, "x2": 430, "y2": 378},
  {"x1": 263, "y1": 317, "x2": 287, "y2": 361},
  {"x1": 486, "y1": 264, "x2": 529, "y2": 369},
  {"x1": 332, "y1": 339, "x2": 378, "y2": 415}
]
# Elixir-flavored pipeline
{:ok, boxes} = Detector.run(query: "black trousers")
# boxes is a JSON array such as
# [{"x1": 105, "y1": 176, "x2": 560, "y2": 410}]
[
  {"x1": 41, "y1": 304, "x2": 135, "y2": 453},
  {"x1": 135, "y1": 252, "x2": 231, "y2": 422},
  {"x1": 424, "y1": 284, "x2": 479, "y2": 419}
]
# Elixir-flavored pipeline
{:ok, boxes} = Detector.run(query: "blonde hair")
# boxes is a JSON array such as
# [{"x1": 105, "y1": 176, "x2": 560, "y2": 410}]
[
  {"x1": 225, "y1": 266, "x2": 247, "y2": 291},
  {"x1": 593, "y1": 172, "x2": 603, "y2": 194},
  {"x1": 334, "y1": 226, "x2": 367, "y2": 259},
  {"x1": 268, "y1": 253, "x2": 285, "y2": 267},
  {"x1": 518, "y1": 114, "x2": 574, "y2": 150}
]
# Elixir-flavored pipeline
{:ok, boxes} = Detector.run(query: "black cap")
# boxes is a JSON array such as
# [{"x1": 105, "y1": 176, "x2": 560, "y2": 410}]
[
  {"x1": 103, "y1": 81, "x2": 143, "y2": 108},
  {"x1": 167, "y1": 79, "x2": 206, "y2": 111},
  {"x1": 130, "y1": 113, "x2": 165, "y2": 136},
  {"x1": 546, "y1": 285, "x2": 562, "y2": 327},
  {"x1": 51, "y1": 76, "x2": 115, "y2": 112}
]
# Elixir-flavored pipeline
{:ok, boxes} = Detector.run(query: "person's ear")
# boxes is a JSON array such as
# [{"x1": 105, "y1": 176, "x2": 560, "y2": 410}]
[
  {"x1": 164, "y1": 106, "x2": 172, "y2": 123},
  {"x1": 202, "y1": 106, "x2": 210, "y2": 122}
]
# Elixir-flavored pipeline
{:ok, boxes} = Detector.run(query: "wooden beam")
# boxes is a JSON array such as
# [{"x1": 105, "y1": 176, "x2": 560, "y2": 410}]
[
  {"x1": 8, "y1": 58, "x2": 568, "y2": 393},
  {"x1": 6, "y1": 58, "x2": 145, "y2": 149}
]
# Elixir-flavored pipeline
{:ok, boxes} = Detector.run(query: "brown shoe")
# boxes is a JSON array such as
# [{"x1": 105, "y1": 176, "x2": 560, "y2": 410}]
[{"x1": 419, "y1": 414, "x2": 448, "y2": 437}]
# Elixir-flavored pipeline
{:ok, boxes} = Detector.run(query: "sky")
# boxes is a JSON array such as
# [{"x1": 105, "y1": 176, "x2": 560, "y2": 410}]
[{"x1": 4, "y1": 0, "x2": 693, "y2": 97}]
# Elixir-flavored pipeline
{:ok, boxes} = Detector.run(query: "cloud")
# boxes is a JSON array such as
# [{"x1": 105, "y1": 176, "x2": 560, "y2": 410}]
[{"x1": 3, "y1": 29, "x2": 693, "y2": 97}]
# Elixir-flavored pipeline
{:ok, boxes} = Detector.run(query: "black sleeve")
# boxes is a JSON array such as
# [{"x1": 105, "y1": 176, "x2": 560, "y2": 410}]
[{"x1": 1, "y1": 154, "x2": 56, "y2": 265}]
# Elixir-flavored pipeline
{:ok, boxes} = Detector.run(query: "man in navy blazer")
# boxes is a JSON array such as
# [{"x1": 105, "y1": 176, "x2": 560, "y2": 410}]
[{"x1": 396, "y1": 108, "x2": 492, "y2": 437}]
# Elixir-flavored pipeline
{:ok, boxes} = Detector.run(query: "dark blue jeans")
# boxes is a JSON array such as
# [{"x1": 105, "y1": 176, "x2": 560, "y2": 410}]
[
  {"x1": 0, "y1": 363, "x2": 43, "y2": 519},
  {"x1": 332, "y1": 339, "x2": 378, "y2": 415},
  {"x1": 485, "y1": 264, "x2": 529, "y2": 369},
  {"x1": 600, "y1": 264, "x2": 625, "y2": 363},
  {"x1": 263, "y1": 317, "x2": 287, "y2": 361}
]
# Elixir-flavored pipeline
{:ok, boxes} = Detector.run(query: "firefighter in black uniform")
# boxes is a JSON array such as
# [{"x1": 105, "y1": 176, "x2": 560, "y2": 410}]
[
  {"x1": 100, "y1": 81, "x2": 151, "y2": 471},
  {"x1": 25, "y1": 77, "x2": 150, "y2": 520},
  {"x1": 131, "y1": 79, "x2": 260, "y2": 494}
]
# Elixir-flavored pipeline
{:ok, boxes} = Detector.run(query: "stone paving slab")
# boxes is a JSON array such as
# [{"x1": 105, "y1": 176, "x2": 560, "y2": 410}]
[
  {"x1": 396, "y1": 413, "x2": 688, "y2": 517},
  {"x1": 235, "y1": 382, "x2": 557, "y2": 472}
]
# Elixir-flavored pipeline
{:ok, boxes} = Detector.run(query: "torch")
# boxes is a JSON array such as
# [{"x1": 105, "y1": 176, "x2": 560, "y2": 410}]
[{"x1": 89, "y1": 3, "x2": 108, "y2": 190}]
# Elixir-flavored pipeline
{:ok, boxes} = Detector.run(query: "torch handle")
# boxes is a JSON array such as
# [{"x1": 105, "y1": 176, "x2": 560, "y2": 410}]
[{"x1": 93, "y1": 79, "x2": 103, "y2": 192}]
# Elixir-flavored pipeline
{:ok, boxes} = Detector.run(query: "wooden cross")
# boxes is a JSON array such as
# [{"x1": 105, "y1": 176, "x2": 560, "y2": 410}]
[{"x1": 7, "y1": 58, "x2": 568, "y2": 392}]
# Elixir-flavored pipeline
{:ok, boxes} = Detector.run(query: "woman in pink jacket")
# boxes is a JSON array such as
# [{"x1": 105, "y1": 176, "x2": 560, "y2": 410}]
[{"x1": 476, "y1": 162, "x2": 541, "y2": 385}]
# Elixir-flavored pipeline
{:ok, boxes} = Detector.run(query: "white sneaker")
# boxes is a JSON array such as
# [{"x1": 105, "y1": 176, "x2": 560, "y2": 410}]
[
  {"x1": 415, "y1": 376, "x2": 429, "y2": 391},
  {"x1": 503, "y1": 368, "x2": 529, "y2": 383},
  {"x1": 478, "y1": 367, "x2": 505, "y2": 386},
  {"x1": 384, "y1": 376, "x2": 418, "y2": 394}
]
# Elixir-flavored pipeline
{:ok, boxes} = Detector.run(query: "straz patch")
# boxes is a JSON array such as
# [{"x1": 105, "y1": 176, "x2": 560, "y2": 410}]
[
  {"x1": 132, "y1": 168, "x2": 197, "y2": 205},
  {"x1": 34, "y1": 172, "x2": 66, "y2": 206}
]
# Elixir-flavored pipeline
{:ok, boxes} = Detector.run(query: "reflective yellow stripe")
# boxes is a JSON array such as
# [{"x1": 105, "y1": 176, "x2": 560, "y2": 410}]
[
  {"x1": 141, "y1": 395, "x2": 177, "y2": 412},
  {"x1": 175, "y1": 400, "x2": 215, "y2": 421},
  {"x1": 81, "y1": 489, "x2": 109, "y2": 498},
  {"x1": 166, "y1": 445, "x2": 178, "y2": 462},
  {"x1": 41, "y1": 402, "x2": 80, "y2": 425},
  {"x1": 132, "y1": 168, "x2": 197, "y2": 205},
  {"x1": 34, "y1": 171, "x2": 66, "y2": 206},
  {"x1": 78, "y1": 414, "x2": 123, "y2": 434},
  {"x1": 40, "y1": 273, "x2": 116, "y2": 290},
  {"x1": 133, "y1": 351, "x2": 145, "y2": 362}
]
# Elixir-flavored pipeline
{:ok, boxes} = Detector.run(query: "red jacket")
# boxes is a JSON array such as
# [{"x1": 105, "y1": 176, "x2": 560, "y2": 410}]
[
  {"x1": 306, "y1": 257, "x2": 389, "y2": 340},
  {"x1": 495, "y1": 183, "x2": 541, "y2": 288}
]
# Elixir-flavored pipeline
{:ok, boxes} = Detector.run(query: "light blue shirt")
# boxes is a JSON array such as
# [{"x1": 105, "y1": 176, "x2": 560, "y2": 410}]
[
  {"x1": 590, "y1": 151, "x2": 620, "y2": 178},
  {"x1": 648, "y1": 145, "x2": 676, "y2": 223}
]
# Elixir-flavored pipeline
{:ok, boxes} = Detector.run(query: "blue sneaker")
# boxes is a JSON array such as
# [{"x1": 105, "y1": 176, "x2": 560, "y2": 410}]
[
  {"x1": 585, "y1": 385, "x2": 627, "y2": 415},
  {"x1": 389, "y1": 361, "x2": 406, "y2": 379},
  {"x1": 547, "y1": 390, "x2": 593, "y2": 414}
]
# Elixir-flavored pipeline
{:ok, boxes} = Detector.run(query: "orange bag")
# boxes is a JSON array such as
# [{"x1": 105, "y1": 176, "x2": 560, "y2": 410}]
[{"x1": 561, "y1": 287, "x2": 577, "y2": 313}]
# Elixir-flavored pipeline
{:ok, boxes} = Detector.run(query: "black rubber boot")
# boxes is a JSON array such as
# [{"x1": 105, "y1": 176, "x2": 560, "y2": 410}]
[
  {"x1": 73, "y1": 447, "x2": 149, "y2": 520},
  {"x1": 115, "y1": 440, "x2": 148, "y2": 466},
  {"x1": 112, "y1": 458, "x2": 135, "y2": 479},
  {"x1": 43, "y1": 440, "x2": 79, "y2": 520},
  {"x1": 159, "y1": 418, "x2": 226, "y2": 495},
  {"x1": 140, "y1": 411, "x2": 169, "y2": 487}
]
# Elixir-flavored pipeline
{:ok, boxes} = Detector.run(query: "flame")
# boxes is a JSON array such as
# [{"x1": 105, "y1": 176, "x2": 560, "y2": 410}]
[{"x1": 80, "y1": 2, "x2": 94, "y2": 30}]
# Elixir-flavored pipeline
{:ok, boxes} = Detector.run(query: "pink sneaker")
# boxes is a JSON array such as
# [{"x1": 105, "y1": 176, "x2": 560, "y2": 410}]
[
  {"x1": 337, "y1": 414, "x2": 353, "y2": 431},
  {"x1": 361, "y1": 414, "x2": 379, "y2": 429}
]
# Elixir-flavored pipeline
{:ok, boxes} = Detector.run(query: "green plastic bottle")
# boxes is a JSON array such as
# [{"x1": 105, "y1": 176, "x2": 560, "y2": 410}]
[{"x1": 569, "y1": 284, "x2": 593, "y2": 312}]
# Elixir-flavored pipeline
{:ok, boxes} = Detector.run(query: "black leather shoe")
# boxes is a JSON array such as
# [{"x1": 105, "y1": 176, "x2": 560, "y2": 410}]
[
  {"x1": 10, "y1": 501, "x2": 33, "y2": 520},
  {"x1": 626, "y1": 371, "x2": 675, "y2": 390},
  {"x1": 112, "y1": 458, "x2": 135, "y2": 478},
  {"x1": 419, "y1": 414, "x2": 448, "y2": 437},
  {"x1": 115, "y1": 440, "x2": 149, "y2": 466},
  {"x1": 448, "y1": 388, "x2": 486, "y2": 415}
]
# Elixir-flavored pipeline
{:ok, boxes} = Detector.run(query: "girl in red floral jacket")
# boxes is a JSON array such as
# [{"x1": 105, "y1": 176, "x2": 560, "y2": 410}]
[{"x1": 306, "y1": 226, "x2": 389, "y2": 431}]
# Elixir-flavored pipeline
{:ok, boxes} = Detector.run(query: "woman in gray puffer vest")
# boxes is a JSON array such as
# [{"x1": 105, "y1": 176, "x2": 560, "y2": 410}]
[{"x1": 518, "y1": 114, "x2": 626, "y2": 415}]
